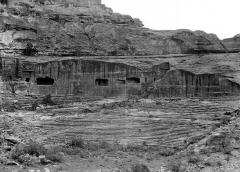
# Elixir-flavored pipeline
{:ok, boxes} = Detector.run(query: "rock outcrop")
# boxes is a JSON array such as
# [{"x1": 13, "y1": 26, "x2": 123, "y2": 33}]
[
  {"x1": 222, "y1": 34, "x2": 240, "y2": 53},
  {"x1": 153, "y1": 69, "x2": 240, "y2": 97},
  {"x1": 2, "y1": 53, "x2": 240, "y2": 98},
  {"x1": 0, "y1": 0, "x2": 227, "y2": 57},
  {"x1": 147, "y1": 53, "x2": 240, "y2": 97}
]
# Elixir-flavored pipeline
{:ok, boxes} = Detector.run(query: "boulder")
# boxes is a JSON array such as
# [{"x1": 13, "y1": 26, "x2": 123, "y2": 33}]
[
  {"x1": 5, "y1": 136, "x2": 21, "y2": 145},
  {"x1": 39, "y1": 155, "x2": 51, "y2": 165},
  {"x1": 196, "y1": 131, "x2": 233, "y2": 154}
]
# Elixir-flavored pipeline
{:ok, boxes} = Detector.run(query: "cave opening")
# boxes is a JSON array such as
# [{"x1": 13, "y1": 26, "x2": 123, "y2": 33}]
[
  {"x1": 36, "y1": 77, "x2": 54, "y2": 85},
  {"x1": 22, "y1": 43, "x2": 38, "y2": 56},
  {"x1": 25, "y1": 78, "x2": 30, "y2": 82},
  {"x1": 95, "y1": 79, "x2": 109, "y2": 86},
  {"x1": 126, "y1": 77, "x2": 140, "y2": 84}
]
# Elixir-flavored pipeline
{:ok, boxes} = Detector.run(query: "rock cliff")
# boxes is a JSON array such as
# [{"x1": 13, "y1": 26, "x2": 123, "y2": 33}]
[
  {"x1": 147, "y1": 53, "x2": 240, "y2": 97},
  {"x1": 222, "y1": 34, "x2": 240, "y2": 53},
  {"x1": 0, "y1": 0, "x2": 227, "y2": 57}
]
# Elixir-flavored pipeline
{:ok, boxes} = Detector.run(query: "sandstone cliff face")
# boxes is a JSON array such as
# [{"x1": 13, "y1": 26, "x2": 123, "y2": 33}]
[
  {"x1": 222, "y1": 34, "x2": 240, "y2": 53},
  {"x1": 2, "y1": 53, "x2": 240, "y2": 98},
  {"x1": 147, "y1": 53, "x2": 240, "y2": 97},
  {"x1": 0, "y1": 56, "x2": 170, "y2": 97},
  {"x1": 153, "y1": 69, "x2": 240, "y2": 97},
  {"x1": 0, "y1": 0, "x2": 227, "y2": 57}
]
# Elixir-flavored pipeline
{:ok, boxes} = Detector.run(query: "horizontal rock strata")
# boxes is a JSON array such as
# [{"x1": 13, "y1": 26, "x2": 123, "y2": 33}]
[
  {"x1": 1, "y1": 53, "x2": 240, "y2": 97},
  {"x1": 0, "y1": 0, "x2": 227, "y2": 57}
]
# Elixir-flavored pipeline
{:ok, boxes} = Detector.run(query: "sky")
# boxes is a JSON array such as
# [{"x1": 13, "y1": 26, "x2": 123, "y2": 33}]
[{"x1": 102, "y1": 0, "x2": 240, "y2": 39}]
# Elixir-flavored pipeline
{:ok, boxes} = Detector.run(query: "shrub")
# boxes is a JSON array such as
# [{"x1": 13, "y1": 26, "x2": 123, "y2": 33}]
[
  {"x1": 25, "y1": 141, "x2": 46, "y2": 156},
  {"x1": 142, "y1": 141, "x2": 148, "y2": 146},
  {"x1": 42, "y1": 94, "x2": 56, "y2": 106},
  {"x1": 223, "y1": 145, "x2": 232, "y2": 154},
  {"x1": 85, "y1": 142, "x2": 99, "y2": 151},
  {"x1": 225, "y1": 155, "x2": 231, "y2": 162},
  {"x1": 167, "y1": 159, "x2": 186, "y2": 172},
  {"x1": 30, "y1": 101, "x2": 38, "y2": 111},
  {"x1": 11, "y1": 141, "x2": 46, "y2": 161},
  {"x1": 131, "y1": 164, "x2": 150, "y2": 172},
  {"x1": 167, "y1": 161, "x2": 182, "y2": 172},
  {"x1": 211, "y1": 123, "x2": 221, "y2": 131},
  {"x1": 203, "y1": 160, "x2": 211, "y2": 166},
  {"x1": 67, "y1": 137, "x2": 85, "y2": 148},
  {"x1": 45, "y1": 146, "x2": 64, "y2": 163},
  {"x1": 185, "y1": 135, "x2": 205, "y2": 145},
  {"x1": 98, "y1": 140, "x2": 111, "y2": 149},
  {"x1": 10, "y1": 141, "x2": 67, "y2": 165},
  {"x1": 159, "y1": 148, "x2": 176, "y2": 157},
  {"x1": 203, "y1": 158, "x2": 223, "y2": 167},
  {"x1": 188, "y1": 155, "x2": 201, "y2": 164},
  {"x1": 84, "y1": 140, "x2": 113, "y2": 152},
  {"x1": 220, "y1": 115, "x2": 231, "y2": 125},
  {"x1": 64, "y1": 147, "x2": 89, "y2": 157},
  {"x1": 123, "y1": 143, "x2": 142, "y2": 152},
  {"x1": 217, "y1": 161, "x2": 222, "y2": 166}
]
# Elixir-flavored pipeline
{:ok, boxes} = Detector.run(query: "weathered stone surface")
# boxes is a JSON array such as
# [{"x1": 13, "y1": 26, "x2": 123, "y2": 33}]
[
  {"x1": 222, "y1": 34, "x2": 240, "y2": 53},
  {"x1": 1, "y1": 56, "x2": 170, "y2": 97},
  {"x1": 147, "y1": 53, "x2": 240, "y2": 97},
  {"x1": 1, "y1": 53, "x2": 240, "y2": 98},
  {"x1": 153, "y1": 69, "x2": 240, "y2": 97},
  {"x1": 0, "y1": 0, "x2": 227, "y2": 57}
]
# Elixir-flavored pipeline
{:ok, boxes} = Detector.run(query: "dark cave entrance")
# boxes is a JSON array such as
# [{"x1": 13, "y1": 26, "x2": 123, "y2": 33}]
[
  {"x1": 25, "y1": 78, "x2": 30, "y2": 82},
  {"x1": 126, "y1": 77, "x2": 140, "y2": 84},
  {"x1": 22, "y1": 43, "x2": 38, "y2": 56},
  {"x1": 36, "y1": 77, "x2": 54, "y2": 85},
  {"x1": 95, "y1": 79, "x2": 109, "y2": 86}
]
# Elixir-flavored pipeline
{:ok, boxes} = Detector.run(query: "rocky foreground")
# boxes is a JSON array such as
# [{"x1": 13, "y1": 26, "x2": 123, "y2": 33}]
[{"x1": 0, "y1": 94, "x2": 240, "y2": 172}]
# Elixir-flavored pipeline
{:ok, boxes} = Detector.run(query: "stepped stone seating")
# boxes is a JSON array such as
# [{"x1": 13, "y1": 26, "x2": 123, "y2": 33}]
[{"x1": 34, "y1": 98, "x2": 238, "y2": 146}]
